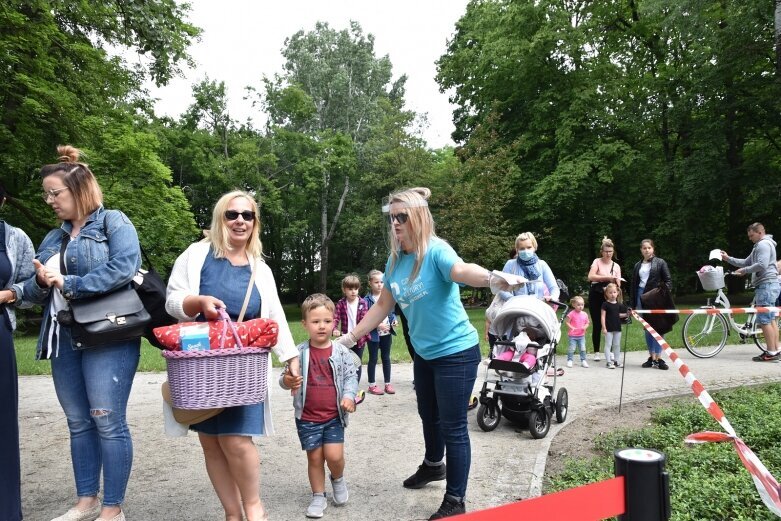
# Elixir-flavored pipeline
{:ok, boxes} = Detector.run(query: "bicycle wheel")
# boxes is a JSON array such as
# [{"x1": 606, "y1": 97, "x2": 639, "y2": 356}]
[
  {"x1": 752, "y1": 316, "x2": 781, "y2": 352},
  {"x1": 682, "y1": 313, "x2": 728, "y2": 358}
]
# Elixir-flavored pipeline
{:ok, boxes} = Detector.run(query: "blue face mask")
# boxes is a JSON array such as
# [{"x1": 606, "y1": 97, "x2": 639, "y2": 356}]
[{"x1": 518, "y1": 250, "x2": 535, "y2": 261}]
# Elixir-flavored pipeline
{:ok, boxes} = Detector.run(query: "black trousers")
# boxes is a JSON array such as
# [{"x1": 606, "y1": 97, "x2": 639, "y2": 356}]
[{"x1": 588, "y1": 284, "x2": 606, "y2": 354}]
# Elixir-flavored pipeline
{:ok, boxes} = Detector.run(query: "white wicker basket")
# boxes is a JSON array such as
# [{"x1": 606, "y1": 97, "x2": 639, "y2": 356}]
[{"x1": 697, "y1": 267, "x2": 725, "y2": 291}]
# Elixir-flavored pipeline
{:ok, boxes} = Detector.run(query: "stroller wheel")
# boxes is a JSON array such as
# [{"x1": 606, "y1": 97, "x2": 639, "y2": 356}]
[
  {"x1": 555, "y1": 388, "x2": 568, "y2": 423},
  {"x1": 528, "y1": 407, "x2": 551, "y2": 439},
  {"x1": 476, "y1": 403, "x2": 501, "y2": 432}
]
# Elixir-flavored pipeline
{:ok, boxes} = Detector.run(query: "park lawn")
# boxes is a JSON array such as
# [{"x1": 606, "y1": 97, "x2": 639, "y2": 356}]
[{"x1": 13, "y1": 303, "x2": 695, "y2": 376}]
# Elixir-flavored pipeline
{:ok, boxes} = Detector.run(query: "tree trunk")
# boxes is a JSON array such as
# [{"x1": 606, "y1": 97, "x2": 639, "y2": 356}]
[
  {"x1": 776, "y1": 0, "x2": 781, "y2": 78},
  {"x1": 318, "y1": 176, "x2": 350, "y2": 291}
]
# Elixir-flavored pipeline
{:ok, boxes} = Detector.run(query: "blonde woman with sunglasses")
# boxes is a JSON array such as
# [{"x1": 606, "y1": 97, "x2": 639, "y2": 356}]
[
  {"x1": 338, "y1": 187, "x2": 522, "y2": 520},
  {"x1": 166, "y1": 190, "x2": 300, "y2": 521}
]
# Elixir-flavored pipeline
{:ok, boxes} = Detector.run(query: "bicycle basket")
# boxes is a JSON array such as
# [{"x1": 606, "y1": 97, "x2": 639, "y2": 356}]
[{"x1": 697, "y1": 267, "x2": 724, "y2": 291}]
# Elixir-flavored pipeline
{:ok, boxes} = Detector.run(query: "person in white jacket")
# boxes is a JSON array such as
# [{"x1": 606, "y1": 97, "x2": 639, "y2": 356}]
[{"x1": 166, "y1": 190, "x2": 300, "y2": 521}]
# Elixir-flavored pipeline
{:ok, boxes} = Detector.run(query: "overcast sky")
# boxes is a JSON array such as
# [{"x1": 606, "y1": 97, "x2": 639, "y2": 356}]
[{"x1": 143, "y1": 0, "x2": 470, "y2": 148}]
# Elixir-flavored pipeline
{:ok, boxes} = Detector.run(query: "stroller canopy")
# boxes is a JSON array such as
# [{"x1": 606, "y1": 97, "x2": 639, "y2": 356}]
[{"x1": 492, "y1": 295, "x2": 560, "y2": 344}]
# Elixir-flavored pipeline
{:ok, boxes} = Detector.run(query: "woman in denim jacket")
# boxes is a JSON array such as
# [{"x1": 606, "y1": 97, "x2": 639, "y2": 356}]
[
  {"x1": 0, "y1": 185, "x2": 35, "y2": 521},
  {"x1": 21, "y1": 146, "x2": 141, "y2": 521}
]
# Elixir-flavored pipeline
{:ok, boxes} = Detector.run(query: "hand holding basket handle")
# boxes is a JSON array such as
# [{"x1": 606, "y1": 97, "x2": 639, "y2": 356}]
[{"x1": 152, "y1": 308, "x2": 279, "y2": 350}]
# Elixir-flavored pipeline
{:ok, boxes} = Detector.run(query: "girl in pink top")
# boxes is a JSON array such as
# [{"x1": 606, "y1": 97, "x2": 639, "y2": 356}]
[{"x1": 566, "y1": 296, "x2": 590, "y2": 367}]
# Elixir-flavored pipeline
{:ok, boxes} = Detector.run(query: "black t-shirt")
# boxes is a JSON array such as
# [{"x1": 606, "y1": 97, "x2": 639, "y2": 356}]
[{"x1": 601, "y1": 301, "x2": 627, "y2": 332}]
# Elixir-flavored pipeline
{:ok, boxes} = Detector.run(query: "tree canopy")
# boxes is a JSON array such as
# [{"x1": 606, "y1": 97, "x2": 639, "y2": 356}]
[{"x1": 2, "y1": 1, "x2": 780, "y2": 301}]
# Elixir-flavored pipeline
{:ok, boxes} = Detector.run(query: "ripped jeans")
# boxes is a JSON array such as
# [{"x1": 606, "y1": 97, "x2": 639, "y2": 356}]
[{"x1": 51, "y1": 326, "x2": 140, "y2": 506}]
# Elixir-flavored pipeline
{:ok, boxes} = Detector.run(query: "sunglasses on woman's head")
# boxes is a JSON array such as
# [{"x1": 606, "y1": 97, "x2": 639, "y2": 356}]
[
  {"x1": 224, "y1": 210, "x2": 256, "y2": 222},
  {"x1": 388, "y1": 213, "x2": 409, "y2": 225}
]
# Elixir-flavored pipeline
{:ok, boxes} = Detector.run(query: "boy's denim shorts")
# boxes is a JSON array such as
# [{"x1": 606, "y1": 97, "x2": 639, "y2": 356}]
[
  {"x1": 295, "y1": 416, "x2": 344, "y2": 451},
  {"x1": 755, "y1": 282, "x2": 780, "y2": 325}
]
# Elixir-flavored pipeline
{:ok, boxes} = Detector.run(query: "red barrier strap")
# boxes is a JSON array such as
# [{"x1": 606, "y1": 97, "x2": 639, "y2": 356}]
[{"x1": 454, "y1": 477, "x2": 625, "y2": 520}]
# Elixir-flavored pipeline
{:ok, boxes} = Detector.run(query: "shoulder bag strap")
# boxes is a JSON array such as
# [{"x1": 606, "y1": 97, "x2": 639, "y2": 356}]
[
  {"x1": 237, "y1": 256, "x2": 257, "y2": 323},
  {"x1": 59, "y1": 233, "x2": 69, "y2": 275}
]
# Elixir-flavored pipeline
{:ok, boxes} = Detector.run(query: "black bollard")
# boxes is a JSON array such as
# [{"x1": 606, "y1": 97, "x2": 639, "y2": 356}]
[{"x1": 614, "y1": 448, "x2": 671, "y2": 521}]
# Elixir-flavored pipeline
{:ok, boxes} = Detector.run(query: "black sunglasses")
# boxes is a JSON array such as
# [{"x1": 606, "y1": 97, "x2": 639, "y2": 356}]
[
  {"x1": 388, "y1": 212, "x2": 409, "y2": 225},
  {"x1": 224, "y1": 210, "x2": 256, "y2": 221}
]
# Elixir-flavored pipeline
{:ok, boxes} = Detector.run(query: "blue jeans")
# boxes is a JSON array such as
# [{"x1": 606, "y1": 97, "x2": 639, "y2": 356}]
[
  {"x1": 413, "y1": 343, "x2": 480, "y2": 499},
  {"x1": 51, "y1": 327, "x2": 140, "y2": 506},
  {"x1": 367, "y1": 335, "x2": 392, "y2": 383},
  {"x1": 567, "y1": 336, "x2": 586, "y2": 361},
  {"x1": 636, "y1": 292, "x2": 660, "y2": 355}
]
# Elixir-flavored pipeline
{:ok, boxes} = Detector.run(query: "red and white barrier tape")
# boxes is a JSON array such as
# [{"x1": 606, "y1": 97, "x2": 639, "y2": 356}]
[
  {"x1": 634, "y1": 306, "x2": 780, "y2": 314},
  {"x1": 631, "y1": 310, "x2": 781, "y2": 516}
]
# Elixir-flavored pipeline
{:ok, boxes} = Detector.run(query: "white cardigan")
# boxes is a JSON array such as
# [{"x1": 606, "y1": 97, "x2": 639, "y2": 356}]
[{"x1": 165, "y1": 241, "x2": 298, "y2": 435}]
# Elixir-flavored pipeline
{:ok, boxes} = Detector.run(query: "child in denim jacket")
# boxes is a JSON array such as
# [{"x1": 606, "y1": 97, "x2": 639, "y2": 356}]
[{"x1": 281, "y1": 294, "x2": 359, "y2": 518}]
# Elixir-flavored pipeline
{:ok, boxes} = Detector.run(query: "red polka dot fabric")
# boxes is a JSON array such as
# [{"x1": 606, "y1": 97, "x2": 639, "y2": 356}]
[{"x1": 153, "y1": 318, "x2": 278, "y2": 351}]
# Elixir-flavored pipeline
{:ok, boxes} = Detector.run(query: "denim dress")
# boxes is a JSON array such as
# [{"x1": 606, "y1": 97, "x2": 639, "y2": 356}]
[
  {"x1": 190, "y1": 249, "x2": 265, "y2": 436},
  {"x1": 0, "y1": 225, "x2": 22, "y2": 521}
]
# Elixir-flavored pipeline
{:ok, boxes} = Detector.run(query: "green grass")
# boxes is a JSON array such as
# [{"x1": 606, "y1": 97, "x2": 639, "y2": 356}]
[
  {"x1": 547, "y1": 384, "x2": 781, "y2": 520},
  {"x1": 12, "y1": 299, "x2": 716, "y2": 376}
]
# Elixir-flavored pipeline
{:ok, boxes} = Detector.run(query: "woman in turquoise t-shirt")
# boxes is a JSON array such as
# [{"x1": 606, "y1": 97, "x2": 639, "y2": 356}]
[{"x1": 339, "y1": 187, "x2": 521, "y2": 520}]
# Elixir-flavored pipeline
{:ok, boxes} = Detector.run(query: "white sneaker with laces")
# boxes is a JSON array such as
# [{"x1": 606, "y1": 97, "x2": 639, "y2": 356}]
[
  {"x1": 581, "y1": 360, "x2": 589, "y2": 368},
  {"x1": 566, "y1": 360, "x2": 573, "y2": 368},
  {"x1": 593, "y1": 353, "x2": 601, "y2": 362}
]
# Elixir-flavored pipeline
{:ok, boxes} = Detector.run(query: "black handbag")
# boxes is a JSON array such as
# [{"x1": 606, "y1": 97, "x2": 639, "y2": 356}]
[
  {"x1": 59, "y1": 215, "x2": 152, "y2": 349},
  {"x1": 102, "y1": 214, "x2": 176, "y2": 349},
  {"x1": 134, "y1": 250, "x2": 176, "y2": 349},
  {"x1": 68, "y1": 288, "x2": 151, "y2": 349}
]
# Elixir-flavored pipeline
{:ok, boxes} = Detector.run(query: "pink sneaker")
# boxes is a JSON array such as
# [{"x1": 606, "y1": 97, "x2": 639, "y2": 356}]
[
  {"x1": 367, "y1": 384, "x2": 384, "y2": 395},
  {"x1": 384, "y1": 383, "x2": 396, "y2": 394}
]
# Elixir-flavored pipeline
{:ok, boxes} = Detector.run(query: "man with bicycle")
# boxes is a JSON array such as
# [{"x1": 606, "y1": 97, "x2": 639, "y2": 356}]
[{"x1": 721, "y1": 222, "x2": 780, "y2": 362}]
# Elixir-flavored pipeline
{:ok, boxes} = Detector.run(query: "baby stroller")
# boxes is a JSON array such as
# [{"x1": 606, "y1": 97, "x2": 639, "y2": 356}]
[{"x1": 476, "y1": 295, "x2": 569, "y2": 439}]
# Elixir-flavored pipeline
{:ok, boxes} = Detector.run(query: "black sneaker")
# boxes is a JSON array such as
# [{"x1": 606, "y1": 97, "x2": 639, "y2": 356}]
[
  {"x1": 429, "y1": 494, "x2": 466, "y2": 520},
  {"x1": 656, "y1": 359, "x2": 669, "y2": 370},
  {"x1": 642, "y1": 357, "x2": 654, "y2": 368},
  {"x1": 403, "y1": 462, "x2": 446, "y2": 489},
  {"x1": 752, "y1": 352, "x2": 781, "y2": 362}
]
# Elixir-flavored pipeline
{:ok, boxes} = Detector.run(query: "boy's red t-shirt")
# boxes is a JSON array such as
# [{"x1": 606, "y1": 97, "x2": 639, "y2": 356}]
[{"x1": 301, "y1": 343, "x2": 339, "y2": 422}]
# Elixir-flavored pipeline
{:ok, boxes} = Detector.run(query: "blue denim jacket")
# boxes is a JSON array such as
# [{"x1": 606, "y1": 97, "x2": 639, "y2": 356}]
[
  {"x1": 22, "y1": 207, "x2": 141, "y2": 358},
  {"x1": 3, "y1": 221, "x2": 35, "y2": 331}
]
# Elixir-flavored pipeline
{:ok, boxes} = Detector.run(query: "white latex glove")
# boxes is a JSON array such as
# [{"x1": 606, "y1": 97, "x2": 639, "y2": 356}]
[{"x1": 336, "y1": 332, "x2": 357, "y2": 349}]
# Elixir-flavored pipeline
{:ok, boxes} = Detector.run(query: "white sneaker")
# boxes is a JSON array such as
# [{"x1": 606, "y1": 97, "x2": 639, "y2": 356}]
[
  {"x1": 593, "y1": 353, "x2": 601, "y2": 362},
  {"x1": 566, "y1": 360, "x2": 573, "y2": 368},
  {"x1": 306, "y1": 493, "x2": 327, "y2": 518},
  {"x1": 607, "y1": 362, "x2": 615, "y2": 369},
  {"x1": 330, "y1": 474, "x2": 349, "y2": 505},
  {"x1": 581, "y1": 360, "x2": 589, "y2": 368}
]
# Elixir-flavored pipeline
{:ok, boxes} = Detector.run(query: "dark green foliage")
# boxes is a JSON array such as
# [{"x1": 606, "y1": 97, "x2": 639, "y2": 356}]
[{"x1": 436, "y1": 0, "x2": 781, "y2": 295}]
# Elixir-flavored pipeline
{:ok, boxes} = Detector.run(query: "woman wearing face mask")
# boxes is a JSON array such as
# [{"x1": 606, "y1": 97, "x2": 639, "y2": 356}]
[{"x1": 498, "y1": 232, "x2": 559, "y2": 303}]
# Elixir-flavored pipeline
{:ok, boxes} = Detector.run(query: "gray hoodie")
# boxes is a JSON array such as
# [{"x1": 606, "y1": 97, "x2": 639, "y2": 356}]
[{"x1": 727, "y1": 234, "x2": 778, "y2": 287}]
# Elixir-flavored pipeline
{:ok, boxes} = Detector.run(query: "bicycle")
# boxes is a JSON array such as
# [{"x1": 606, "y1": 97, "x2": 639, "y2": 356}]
[{"x1": 682, "y1": 268, "x2": 780, "y2": 358}]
